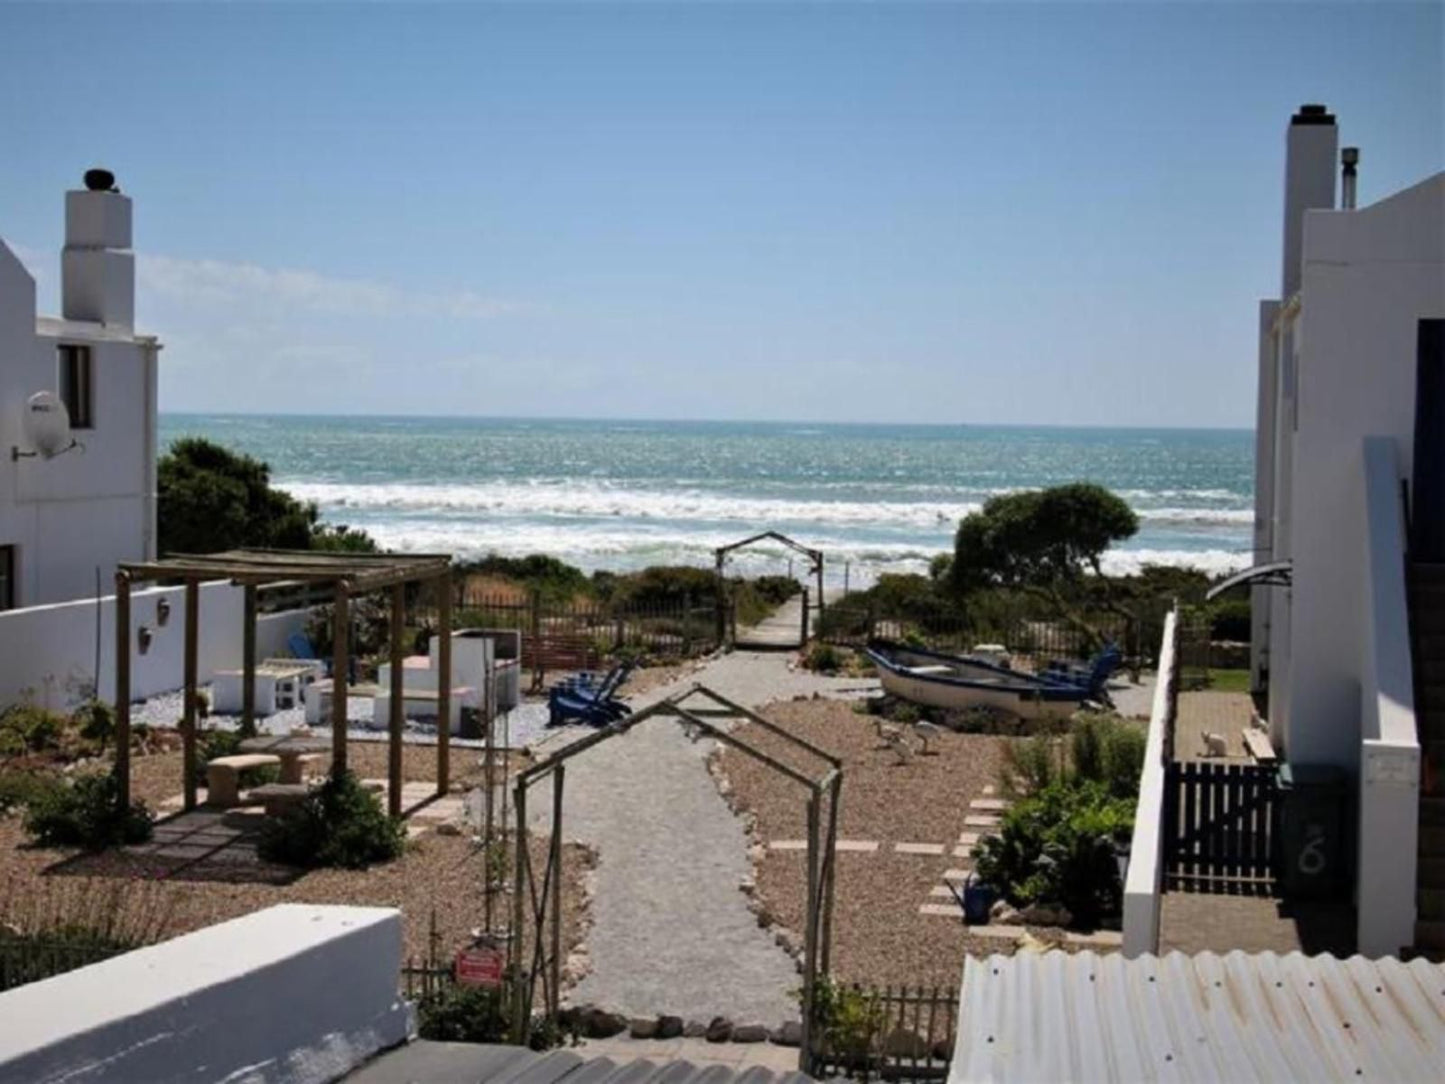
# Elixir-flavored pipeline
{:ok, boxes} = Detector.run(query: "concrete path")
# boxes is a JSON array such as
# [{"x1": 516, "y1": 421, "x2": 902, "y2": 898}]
[
  {"x1": 523, "y1": 651, "x2": 877, "y2": 1024},
  {"x1": 734, "y1": 593, "x2": 806, "y2": 649}
]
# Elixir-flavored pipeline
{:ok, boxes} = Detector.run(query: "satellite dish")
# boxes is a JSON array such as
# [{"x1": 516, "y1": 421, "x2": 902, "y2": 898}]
[{"x1": 23, "y1": 392, "x2": 74, "y2": 458}]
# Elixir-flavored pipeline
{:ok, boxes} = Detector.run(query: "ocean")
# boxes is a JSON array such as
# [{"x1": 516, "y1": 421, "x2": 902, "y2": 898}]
[{"x1": 158, "y1": 415, "x2": 1255, "y2": 586}]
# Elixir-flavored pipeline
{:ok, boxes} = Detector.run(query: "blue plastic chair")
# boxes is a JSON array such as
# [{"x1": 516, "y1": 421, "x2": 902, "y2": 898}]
[{"x1": 548, "y1": 661, "x2": 636, "y2": 727}]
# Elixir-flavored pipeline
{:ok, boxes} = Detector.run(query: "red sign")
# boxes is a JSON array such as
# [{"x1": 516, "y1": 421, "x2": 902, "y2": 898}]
[{"x1": 454, "y1": 946, "x2": 505, "y2": 988}]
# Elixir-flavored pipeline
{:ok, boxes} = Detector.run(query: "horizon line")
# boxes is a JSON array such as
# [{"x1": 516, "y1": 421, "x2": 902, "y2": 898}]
[{"x1": 159, "y1": 408, "x2": 1254, "y2": 435}]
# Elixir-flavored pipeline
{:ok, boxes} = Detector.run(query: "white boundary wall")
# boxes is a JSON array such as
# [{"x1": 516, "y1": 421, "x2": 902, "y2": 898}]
[
  {"x1": 0, "y1": 903, "x2": 413, "y2": 1083},
  {"x1": 1122, "y1": 607, "x2": 1179, "y2": 957},
  {"x1": 1357, "y1": 437, "x2": 1421, "y2": 956},
  {"x1": 0, "y1": 581, "x2": 309, "y2": 711}
]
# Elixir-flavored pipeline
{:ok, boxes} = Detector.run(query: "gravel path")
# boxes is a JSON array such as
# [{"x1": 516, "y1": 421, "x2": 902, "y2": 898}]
[{"x1": 525, "y1": 650, "x2": 878, "y2": 1023}]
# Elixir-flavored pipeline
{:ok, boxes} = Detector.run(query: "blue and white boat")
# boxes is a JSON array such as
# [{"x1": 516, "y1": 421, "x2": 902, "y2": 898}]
[{"x1": 865, "y1": 639, "x2": 1112, "y2": 720}]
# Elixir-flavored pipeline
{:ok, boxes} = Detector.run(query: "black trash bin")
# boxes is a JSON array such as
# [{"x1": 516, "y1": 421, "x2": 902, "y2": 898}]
[{"x1": 1275, "y1": 763, "x2": 1348, "y2": 898}]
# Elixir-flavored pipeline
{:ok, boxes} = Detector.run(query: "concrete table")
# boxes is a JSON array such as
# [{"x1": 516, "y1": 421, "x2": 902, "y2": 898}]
[{"x1": 238, "y1": 735, "x2": 332, "y2": 784}]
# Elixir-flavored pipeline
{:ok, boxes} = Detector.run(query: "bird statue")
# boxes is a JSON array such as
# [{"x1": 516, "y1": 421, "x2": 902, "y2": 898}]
[
  {"x1": 886, "y1": 731, "x2": 915, "y2": 766},
  {"x1": 911, "y1": 719, "x2": 943, "y2": 755},
  {"x1": 873, "y1": 717, "x2": 904, "y2": 745}
]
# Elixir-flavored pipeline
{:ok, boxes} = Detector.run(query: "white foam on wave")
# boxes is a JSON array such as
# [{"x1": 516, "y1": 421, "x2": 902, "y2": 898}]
[{"x1": 281, "y1": 480, "x2": 1253, "y2": 531}]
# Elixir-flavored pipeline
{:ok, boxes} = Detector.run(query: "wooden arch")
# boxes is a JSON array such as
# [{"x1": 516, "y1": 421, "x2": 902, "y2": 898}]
[{"x1": 713, "y1": 531, "x2": 826, "y2": 641}]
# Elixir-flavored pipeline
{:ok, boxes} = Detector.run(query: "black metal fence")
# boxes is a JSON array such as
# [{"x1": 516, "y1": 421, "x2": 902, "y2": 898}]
[
  {"x1": 810, "y1": 981, "x2": 958, "y2": 1082},
  {"x1": 1163, "y1": 760, "x2": 1278, "y2": 890},
  {"x1": 817, "y1": 599, "x2": 1171, "y2": 673}
]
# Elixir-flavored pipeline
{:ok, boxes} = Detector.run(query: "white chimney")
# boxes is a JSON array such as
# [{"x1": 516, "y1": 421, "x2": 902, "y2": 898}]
[
  {"x1": 1280, "y1": 105, "x2": 1337, "y2": 300},
  {"x1": 61, "y1": 168, "x2": 134, "y2": 328}
]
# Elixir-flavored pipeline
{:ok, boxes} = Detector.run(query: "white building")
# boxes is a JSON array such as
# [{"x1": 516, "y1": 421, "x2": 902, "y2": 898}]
[
  {"x1": 0, "y1": 171, "x2": 159, "y2": 611},
  {"x1": 1245, "y1": 106, "x2": 1444, "y2": 955}
]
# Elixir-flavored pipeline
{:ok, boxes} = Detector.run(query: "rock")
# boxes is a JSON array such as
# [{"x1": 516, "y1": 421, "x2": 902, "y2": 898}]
[
  {"x1": 731, "y1": 1024, "x2": 768, "y2": 1043},
  {"x1": 989, "y1": 899, "x2": 1011, "y2": 920},
  {"x1": 738, "y1": 876, "x2": 755, "y2": 895},
  {"x1": 1018, "y1": 903, "x2": 1072, "y2": 927},
  {"x1": 884, "y1": 1028, "x2": 929, "y2": 1059},
  {"x1": 754, "y1": 906, "x2": 774, "y2": 928},
  {"x1": 931, "y1": 1038, "x2": 954, "y2": 1062},
  {"x1": 582, "y1": 1009, "x2": 628, "y2": 1039},
  {"x1": 683, "y1": 1020, "x2": 708, "y2": 1038},
  {"x1": 705, "y1": 1017, "x2": 733, "y2": 1043},
  {"x1": 771, "y1": 1020, "x2": 803, "y2": 1047},
  {"x1": 435, "y1": 822, "x2": 462, "y2": 837},
  {"x1": 657, "y1": 1015, "x2": 684, "y2": 1039},
  {"x1": 629, "y1": 1017, "x2": 659, "y2": 1040}
]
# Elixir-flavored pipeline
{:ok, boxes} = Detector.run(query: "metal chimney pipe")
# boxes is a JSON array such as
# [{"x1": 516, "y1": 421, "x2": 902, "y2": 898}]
[{"x1": 1341, "y1": 147, "x2": 1360, "y2": 210}]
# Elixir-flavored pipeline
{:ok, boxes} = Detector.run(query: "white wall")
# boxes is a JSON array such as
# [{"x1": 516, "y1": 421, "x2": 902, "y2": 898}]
[
  {"x1": 0, "y1": 904, "x2": 413, "y2": 1084},
  {"x1": 0, "y1": 581, "x2": 309, "y2": 711},
  {"x1": 1252, "y1": 300, "x2": 1280, "y2": 692},
  {"x1": 1285, "y1": 174, "x2": 1445, "y2": 768},
  {"x1": 1122, "y1": 608, "x2": 1179, "y2": 958},
  {"x1": 1357, "y1": 436, "x2": 1421, "y2": 956}
]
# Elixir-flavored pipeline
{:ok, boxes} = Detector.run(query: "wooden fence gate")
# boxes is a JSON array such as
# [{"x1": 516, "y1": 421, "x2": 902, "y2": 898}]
[{"x1": 1163, "y1": 761, "x2": 1278, "y2": 890}]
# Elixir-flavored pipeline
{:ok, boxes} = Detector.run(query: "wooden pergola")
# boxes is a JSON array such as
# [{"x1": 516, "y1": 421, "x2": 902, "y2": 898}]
[
  {"x1": 113, "y1": 549, "x2": 454, "y2": 818},
  {"x1": 714, "y1": 530, "x2": 826, "y2": 640}
]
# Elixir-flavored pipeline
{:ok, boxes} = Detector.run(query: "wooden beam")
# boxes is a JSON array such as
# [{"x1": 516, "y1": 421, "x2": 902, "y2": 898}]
[
  {"x1": 437, "y1": 571, "x2": 452, "y2": 797},
  {"x1": 183, "y1": 581, "x2": 199, "y2": 811},
  {"x1": 114, "y1": 571, "x2": 132, "y2": 812},
  {"x1": 331, "y1": 585, "x2": 350, "y2": 776},
  {"x1": 389, "y1": 582, "x2": 404, "y2": 818},
  {"x1": 241, "y1": 583, "x2": 257, "y2": 737}
]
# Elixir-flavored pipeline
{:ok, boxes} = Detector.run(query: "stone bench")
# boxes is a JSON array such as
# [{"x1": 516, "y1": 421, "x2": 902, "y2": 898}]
[
  {"x1": 248, "y1": 782, "x2": 313, "y2": 818},
  {"x1": 206, "y1": 754, "x2": 282, "y2": 807}
]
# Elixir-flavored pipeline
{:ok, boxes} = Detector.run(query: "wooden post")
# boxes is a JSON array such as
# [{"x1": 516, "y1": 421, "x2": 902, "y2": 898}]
[
  {"x1": 114, "y1": 571, "x2": 132, "y2": 812},
  {"x1": 511, "y1": 778, "x2": 529, "y2": 1044},
  {"x1": 331, "y1": 584, "x2": 350, "y2": 776},
  {"x1": 800, "y1": 790, "x2": 821, "y2": 1070},
  {"x1": 801, "y1": 587, "x2": 810, "y2": 644},
  {"x1": 714, "y1": 552, "x2": 726, "y2": 646},
  {"x1": 437, "y1": 570, "x2": 452, "y2": 797},
  {"x1": 821, "y1": 772, "x2": 841, "y2": 974},
  {"x1": 241, "y1": 583, "x2": 257, "y2": 738},
  {"x1": 389, "y1": 583, "x2": 405, "y2": 818},
  {"x1": 183, "y1": 581, "x2": 200, "y2": 811},
  {"x1": 549, "y1": 764, "x2": 564, "y2": 1019},
  {"x1": 816, "y1": 556, "x2": 826, "y2": 626}
]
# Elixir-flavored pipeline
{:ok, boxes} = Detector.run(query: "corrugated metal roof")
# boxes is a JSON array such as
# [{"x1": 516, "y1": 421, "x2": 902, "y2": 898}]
[
  {"x1": 346, "y1": 1040, "x2": 813, "y2": 1084},
  {"x1": 949, "y1": 950, "x2": 1445, "y2": 1084}
]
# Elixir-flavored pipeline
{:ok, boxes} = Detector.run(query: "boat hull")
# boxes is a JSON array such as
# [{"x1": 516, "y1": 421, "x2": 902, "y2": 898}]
[{"x1": 867, "y1": 640, "x2": 1088, "y2": 721}]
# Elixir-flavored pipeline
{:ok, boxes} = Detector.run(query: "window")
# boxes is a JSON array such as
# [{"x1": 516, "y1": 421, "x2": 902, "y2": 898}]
[
  {"x1": 0, "y1": 546, "x2": 14, "y2": 611},
  {"x1": 58, "y1": 344, "x2": 93, "y2": 429}
]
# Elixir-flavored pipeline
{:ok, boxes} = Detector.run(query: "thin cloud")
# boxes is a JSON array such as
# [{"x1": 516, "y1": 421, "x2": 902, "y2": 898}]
[{"x1": 137, "y1": 254, "x2": 520, "y2": 320}]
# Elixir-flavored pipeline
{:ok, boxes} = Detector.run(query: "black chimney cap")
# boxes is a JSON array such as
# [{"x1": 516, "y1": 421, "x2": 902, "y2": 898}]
[
  {"x1": 83, "y1": 168, "x2": 116, "y2": 192},
  {"x1": 1291, "y1": 104, "x2": 1335, "y2": 126}
]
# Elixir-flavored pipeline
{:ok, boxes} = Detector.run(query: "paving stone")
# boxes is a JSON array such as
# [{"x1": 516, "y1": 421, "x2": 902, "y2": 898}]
[
  {"x1": 942, "y1": 868, "x2": 972, "y2": 881},
  {"x1": 1063, "y1": 930, "x2": 1124, "y2": 948},
  {"x1": 893, "y1": 842, "x2": 945, "y2": 856},
  {"x1": 969, "y1": 798, "x2": 1009, "y2": 812},
  {"x1": 982, "y1": 784, "x2": 996, "y2": 796},
  {"x1": 768, "y1": 840, "x2": 807, "y2": 851},
  {"x1": 928, "y1": 885, "x2": 962, "y2": 898},
  {"x1": 967, "y1": 924, "x2": 1028, "y2": 940},
  {"x1": 953, "y1": 846, "x2": 977, "y2": 859},
  {"x1": 918, "y1": 903, "x2": 965, "y2": 917},
  {"x1": 963, "y1": 814, "x2": 1002, "y2": 828},
  {"x1": 957, "y1": 832, "x2": 980, "y2": 847},
  {"x1": 834, "y1": 840, "x2": 879, "y2": 853}
]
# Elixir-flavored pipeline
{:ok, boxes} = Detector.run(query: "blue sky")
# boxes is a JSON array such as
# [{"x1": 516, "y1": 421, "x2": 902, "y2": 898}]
[{"x1": 1, "y1": 1, "x2": 1440, "y2": 426}]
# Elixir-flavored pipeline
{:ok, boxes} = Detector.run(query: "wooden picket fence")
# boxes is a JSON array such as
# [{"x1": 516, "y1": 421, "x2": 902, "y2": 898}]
[{"x1": 1163, "y1": 760, "x2": 1278, "y2": 890}]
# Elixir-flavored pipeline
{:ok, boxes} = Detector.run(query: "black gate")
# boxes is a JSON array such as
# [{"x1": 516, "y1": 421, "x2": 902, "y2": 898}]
[{"x1": 1163, "y1": 761, "x2": 1278, "y2": 890}]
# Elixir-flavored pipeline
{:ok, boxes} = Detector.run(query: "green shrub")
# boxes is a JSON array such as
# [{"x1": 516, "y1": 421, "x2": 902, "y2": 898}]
[
  {"x1": 804, "y1": 975, "x2": 886, "y2": 1060},
  {"x1": 889, "y1": 701, "x2": 921, "y2": 725},
  {"x1": 805, "y1": 643, "x2": 842, "y2": 674},
  {"x1": 973, "y1": 780, "x2": 1134, "y2": 925},
  {"x1": 72, "y1": 700, "x2": 116, "y2": 751},
  {"x1": 0, "y1": 769, "x2": 59, "y2": 816},
  {"x1": 1069, "y1": 714, "x2": 1146, "y2": 799},
  {"x1": 752, "y1": 575, "x2": 801, "y2": 606},
  {"x1": 258, "y1": 771, "x2": 405, "y2": 869},
  {"x1": 417, "y1": 981, "x2": 510, "y2": 1042},
  {"x1": 193, "y1": 729, "x2": 280, "y2": 791},
  {"x1": 23, "y1": 772, "x2": 154, "y2": 850},
  {"x1": 1001, "y1": 735, "x2": 1061, "y2": 797},
  {"x1": 1209, "y1": 598, "x2": 1251, "y2": 642},
  {"x1": 0, "y1": 704, "x2": 65, "y2": 755}
]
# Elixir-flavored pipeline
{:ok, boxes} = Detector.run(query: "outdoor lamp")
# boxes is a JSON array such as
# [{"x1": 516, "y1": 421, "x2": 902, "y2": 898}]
[{"x1": 157, "y1": 597, "x2": 171, "y2": 627}]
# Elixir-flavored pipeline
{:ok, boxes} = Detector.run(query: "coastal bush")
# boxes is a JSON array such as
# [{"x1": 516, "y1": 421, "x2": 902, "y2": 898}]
[
  {"x1": 752, "y1": 575, "x2": 801, "y2": 605},
  {"x1": 611, "y1": 565, "x2": 718, "y2": 609},
  {"x1": 0, "y1": 703, "x2": 65, "y2": 756},
  {"x1": 804, "y1": 643, "x2": 842, "y2": 674},
  {"x1": 1069, "y1": 714, "x2": 1146, "y2": 799},
  {"x1": 805, "y1": 975, "x2": 886, "y2": 1061},
  {"x1": 0, "y1": 769, "x2": 57, "y2": 816},
  {"x1": 258, "y1": 771, "x2": 405, "y2": 869},
  {"x1": 972, "y1": 780, "x2": 1134, "y2": 926},
  {"x1": 455, "y1": 553, "x2": 591, "y2": 602},
  {"x1": 23, "y1": 771, "x2": 154, "y2": 850},
  {"x1": 1209, "y1": 598, "x2": 1252, "y2": 642},
  {"x1": 1000, "y1": 735, "x2": 1062, "y2": 797},
  {"x1": 72, "y1": 699, "x2": 116, "y2": 752}
]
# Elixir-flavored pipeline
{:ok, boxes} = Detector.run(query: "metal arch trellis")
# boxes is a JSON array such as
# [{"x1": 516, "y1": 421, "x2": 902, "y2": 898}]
[
  {"x1": 714, "y1": 531, "x2": 826, "y2": 643},
  {"x1": 507, "y1": 683, "x2": 842, "y2": 1073}
]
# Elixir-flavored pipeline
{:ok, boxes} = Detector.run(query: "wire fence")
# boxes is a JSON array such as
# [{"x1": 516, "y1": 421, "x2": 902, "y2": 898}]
[{"x1": 810, "y1": 981, "x2": 958, "y2": 1082}]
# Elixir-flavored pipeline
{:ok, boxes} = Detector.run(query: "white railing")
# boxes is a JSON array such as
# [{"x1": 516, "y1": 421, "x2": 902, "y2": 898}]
[
  {"x1": 1358, "y1": 436, "x2": 1421, "y2": 956},
  {"x1": 1122, "y1": 606, "x2": 1180, "y2": 957}
]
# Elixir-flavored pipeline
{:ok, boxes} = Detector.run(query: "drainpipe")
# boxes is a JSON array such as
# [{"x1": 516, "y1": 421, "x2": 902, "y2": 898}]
[
  {"x1": 1341, "y1": 147, "x2": 1360, "y2": 210},
  {"x1": 139, "y1": 336, "x2": 160, "y2": 560}
]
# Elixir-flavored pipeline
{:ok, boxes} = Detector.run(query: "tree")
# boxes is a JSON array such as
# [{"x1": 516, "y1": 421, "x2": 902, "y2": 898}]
[
  {"x1": 157, "y1": 438, "x2": 376, "y2": 556},
  {"x1": 950, "y1": 483, "x2": 1139, "y2": 648}
]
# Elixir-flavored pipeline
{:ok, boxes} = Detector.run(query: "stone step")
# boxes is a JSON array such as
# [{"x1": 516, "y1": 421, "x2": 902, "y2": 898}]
[
  {"x1": 894, "y1": 842, "x2": 946, "y2": 856},
  {"x1": 942, "y1": 868, "x2": 973, "y2": 882},
  {"x1": 957, "y1": 832, "x2": 981, "y2": 847},
  {"x1": 964, "y1": 814, "x2": 1003, "y2": 829},
  {"x1": 919, "y1": 902, "x2": 964, "y2": 918},
  {"x1": 929, "y1": 885, "x2": 962, "y2": 898},
  {"x1": 969, "y1": 798, "x2": 1010, "y2": 813}
]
